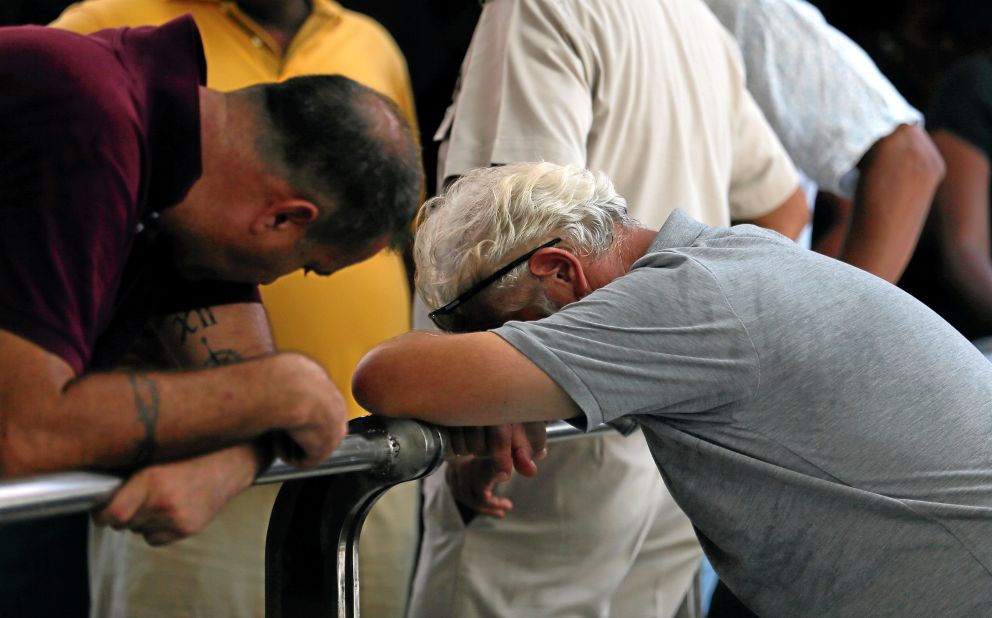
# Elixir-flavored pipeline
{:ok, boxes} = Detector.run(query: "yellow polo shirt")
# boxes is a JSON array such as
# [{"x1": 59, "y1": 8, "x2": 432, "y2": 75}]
[{"x1": 53, "y1": 0, "x2": 417, "y2": 419}]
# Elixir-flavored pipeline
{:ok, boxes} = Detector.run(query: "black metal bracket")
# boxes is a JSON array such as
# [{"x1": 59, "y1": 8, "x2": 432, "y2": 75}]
[{"x1": 265, "y1": 417, "x2": 446, "y2": 618}]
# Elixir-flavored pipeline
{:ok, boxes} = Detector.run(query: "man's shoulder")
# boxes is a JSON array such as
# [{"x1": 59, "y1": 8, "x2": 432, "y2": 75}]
[
  {"x1": 332, "y1": 4, "x2": 401, "y2": 44},
  {"x1": 0, "y1": 26, "x2": 134, "y2": 121},
  {"x1": 50, "y1": 0, "x2": 185, "y2": 33},
  {"x1": 317, "y1": 4, "x2": 408, "y2": 74},
  {"x1": 0, "y1": 24, "x2": 114, "y2": 67}
]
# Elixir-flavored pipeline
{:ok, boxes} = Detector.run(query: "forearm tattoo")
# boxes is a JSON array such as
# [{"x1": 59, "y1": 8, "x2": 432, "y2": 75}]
[
  {"x1": 127, "y1": 372, "x2": 160, "y2": 467},
  {"x1": 173, "y1": 307, "x2": 218, "y2": 345},
  {"x1": 200, "y1": 336, "x2": 244, "y2": 368},
  {"x1": 173, "y1": 307, "x2": 245, "y2": 367}
]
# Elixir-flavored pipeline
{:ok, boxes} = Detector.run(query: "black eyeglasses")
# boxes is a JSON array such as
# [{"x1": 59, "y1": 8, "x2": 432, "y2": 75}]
[{"x1": 428, "y1": 237, "x2": 562, "y2": 332}]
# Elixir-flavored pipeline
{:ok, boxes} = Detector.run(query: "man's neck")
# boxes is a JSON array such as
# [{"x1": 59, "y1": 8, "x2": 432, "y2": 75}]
[
  {"x1": 197, "y1": 87, "x2": 228, "y2": 158},
  {"x1": 159, "y1": 87, "x2": 229, "y2": 235},
  {"x1": 579, "y1": 226, "x2": 657, "y2": 292},
  {"x1": 618, "y1": 227, "x2": 658, "y2": 272},
  {"x1": 237, "y1": 0, "x2": 311, "y2": 48}
]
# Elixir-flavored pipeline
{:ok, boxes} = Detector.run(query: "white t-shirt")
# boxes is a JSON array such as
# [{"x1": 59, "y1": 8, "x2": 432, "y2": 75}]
[
  {"x1": 436, "y1": 0, "x2": 799, "y2": 229},
  {"x1": 703, "y1": 0, "x2": 923, "y2": 199}
]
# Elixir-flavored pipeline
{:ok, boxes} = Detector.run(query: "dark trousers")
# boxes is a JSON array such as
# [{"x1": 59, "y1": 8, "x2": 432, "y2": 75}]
[{"x1": 0, "y1": 513, "x2": 89, "y2": 617}]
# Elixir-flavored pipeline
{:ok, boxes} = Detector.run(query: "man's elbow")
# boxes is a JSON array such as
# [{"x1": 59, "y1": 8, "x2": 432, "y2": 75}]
[
  {"x1": 0, "y1": 414, "x2": 42, "y2": 478},
  {"x1": 878, "y1": 124, "x2": 946, "y2": 189},
  {"x1": 351, "y1": 351, "x2": 404, "y2": 418}
]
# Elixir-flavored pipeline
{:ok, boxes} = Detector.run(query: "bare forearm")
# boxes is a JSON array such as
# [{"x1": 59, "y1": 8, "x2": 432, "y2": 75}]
[
  {"x1": 0, "y1": 342, "x2": 306, "y2": 476},
  {"x1": 155, "y1": 302, "x2": 275, "y2": 368},
  {"x1": 353, "y1": 331, "x2": 579, "y2": 426},
  {"x1": 842, "y1": 124, "x2": 944, "y2": 282},
  {"x1": 810, "y1": 193, "x2": 852, "y2": 259}
]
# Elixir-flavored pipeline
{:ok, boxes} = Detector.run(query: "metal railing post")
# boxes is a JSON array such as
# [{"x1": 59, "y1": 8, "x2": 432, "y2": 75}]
[{"x1": 264, "y1": 416, "x2": 446, "y2": 618}]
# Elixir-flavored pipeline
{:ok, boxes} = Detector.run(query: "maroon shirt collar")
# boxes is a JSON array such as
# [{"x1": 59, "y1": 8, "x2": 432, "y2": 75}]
[{"x1": 98, "y1": 15, "x2": 208, "y2": 217}]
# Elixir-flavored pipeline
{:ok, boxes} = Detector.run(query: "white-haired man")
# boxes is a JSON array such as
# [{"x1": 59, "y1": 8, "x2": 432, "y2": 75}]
[
  {"x1": 417, "y1": 0, "x2": 807, "y2": 614},
  {"x1": 354, "y1": 162, "x2": 992, "y2": 617}
]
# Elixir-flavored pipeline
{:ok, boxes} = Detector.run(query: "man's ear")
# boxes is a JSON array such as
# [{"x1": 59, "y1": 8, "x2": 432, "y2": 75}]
[
  {"x1": 252, "y1": 199, "x2": 320, "y2": 235},
  {"x1": 528, "y1": 248, "x2": 592, "y2": 300}
]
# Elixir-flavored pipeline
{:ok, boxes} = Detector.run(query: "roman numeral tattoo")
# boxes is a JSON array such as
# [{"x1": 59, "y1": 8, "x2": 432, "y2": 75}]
[
  {"x1": 127, "y1": 372, "x2": 160, "y2": 467},
  {"x1": 173, "y1": 308, "x2": 218, "y2": 345},
  {"x1": 173, "y1": 307, "x2": 246, "y2": 367}
]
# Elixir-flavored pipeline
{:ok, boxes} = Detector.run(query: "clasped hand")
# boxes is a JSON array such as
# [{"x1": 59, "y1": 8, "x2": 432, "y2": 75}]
[
  {"x1": 445, "y1": 422, "x2": 548, "y2": 519},
  {"x1": 91, "y1": 442, "x2": 266, "y2": 546}
]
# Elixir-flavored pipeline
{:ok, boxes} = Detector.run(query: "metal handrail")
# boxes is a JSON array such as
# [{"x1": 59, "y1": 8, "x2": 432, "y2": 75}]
[
  {"x1": 263, "y1": 417, "x2": 618, "y2": 618},
  {"x1": 0, "y1": 419, "x2": 667, "y2": 618},
  {"x1": 0, "y1": 419, "x2": 608, "y2": 525}
]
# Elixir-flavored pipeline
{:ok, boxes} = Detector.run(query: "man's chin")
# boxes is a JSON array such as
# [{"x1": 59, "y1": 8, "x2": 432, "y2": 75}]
[
  {"x1": 176, "y1": 263, "x2": 258, "y2": 283},
  {"x1": 176, "y1": 261, "x2": 281, "y2": 285}
]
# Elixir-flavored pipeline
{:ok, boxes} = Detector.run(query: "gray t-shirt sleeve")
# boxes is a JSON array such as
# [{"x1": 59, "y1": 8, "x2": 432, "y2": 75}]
[{"x1": 493, "y1": 254, "x2": 760, "y2": 430}]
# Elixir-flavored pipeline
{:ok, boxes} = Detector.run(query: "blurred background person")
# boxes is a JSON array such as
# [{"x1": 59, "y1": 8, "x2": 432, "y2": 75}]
[
  {"x1": 900, "y1": 53, "x2": 992, "y2": 361},
  {"x1": 49, "y1": 1, "x2": 422, "y2": 617},
  {"x1": 704, "y1": 0, "x2": 943, "y2": 285}
]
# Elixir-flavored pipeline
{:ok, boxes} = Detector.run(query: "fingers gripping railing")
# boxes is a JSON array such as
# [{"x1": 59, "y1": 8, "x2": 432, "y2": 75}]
[
  {"x1": 0, "y1": 419, "x2": 612, "y2": 617},
  {"x1": 263, "y1": 417, "x2": 613, "y2": 618},
  {"x1": 0, "y1": 417, "x2": 423, "y2": 525}
]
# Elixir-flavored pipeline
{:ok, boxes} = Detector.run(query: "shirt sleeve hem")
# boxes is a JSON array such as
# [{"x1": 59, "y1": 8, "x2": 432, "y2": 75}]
[
  {"x1": 494, "y1": 325, "x2": 607, "y2": 430},
  {"x1": 731, "y1": 160, "x2": 801, "y2": 221},
  {"x1": 814, "y1": 110, "x2": 925, "y2": 197},
  {"x1": 489, "y1": 137, "x2": 584, "y2": 168},
  {"x1": 0, "y1": 307, "x2": 85, "y2": 375}
]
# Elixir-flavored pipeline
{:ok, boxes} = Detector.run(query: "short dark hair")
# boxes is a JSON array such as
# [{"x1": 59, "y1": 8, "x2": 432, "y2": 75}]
[{"x1": 254, "y1": 75, "x2": 423, "y2": 251}]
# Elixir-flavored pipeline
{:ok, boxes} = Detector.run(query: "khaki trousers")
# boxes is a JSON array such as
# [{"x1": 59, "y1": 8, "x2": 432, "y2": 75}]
[
  {"x1": 89, "y1": 480, "x2": 420, "y2": 618},
  {"x1": 408, "y1": 431, "x2": 701, "y2": 618}
]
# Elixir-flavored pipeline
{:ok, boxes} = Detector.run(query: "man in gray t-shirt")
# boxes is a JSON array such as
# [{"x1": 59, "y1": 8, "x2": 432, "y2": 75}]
[{"x1": 353, "y1": 163, "x2": 992, "y2": 616}]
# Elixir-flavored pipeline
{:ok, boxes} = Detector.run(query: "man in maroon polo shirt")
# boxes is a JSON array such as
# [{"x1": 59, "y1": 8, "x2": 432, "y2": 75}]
[{"x1": 0, "y1": 16, "x2": 421, "y2": 615}]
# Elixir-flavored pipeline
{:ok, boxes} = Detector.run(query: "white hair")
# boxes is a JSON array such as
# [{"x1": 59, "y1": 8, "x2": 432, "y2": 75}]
[{"x1": 414, "y1": 162, "x2": 636, "y2": 318}]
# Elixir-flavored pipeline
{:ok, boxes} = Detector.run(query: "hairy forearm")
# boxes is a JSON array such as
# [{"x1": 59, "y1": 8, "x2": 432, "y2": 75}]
[
  {"x1": 842, "y1": 124, "x2": 944, "y2": 282},
  {"x1": 0, "y1": 344, "x2": 307, "y2": 476},
  {"x1": 186, "y1": 438, "x2": 275, "y2": 492},
  {"x1": 353, "y1": 331, "x2": 579, "y2": 426}
]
